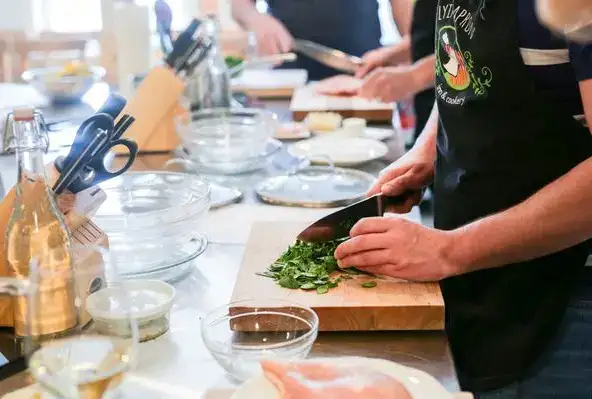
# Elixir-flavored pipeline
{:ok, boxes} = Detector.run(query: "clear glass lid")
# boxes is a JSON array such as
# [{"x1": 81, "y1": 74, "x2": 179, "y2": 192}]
[{"x1": 255, "y1": 166, "x2": 376, "y2": 208}]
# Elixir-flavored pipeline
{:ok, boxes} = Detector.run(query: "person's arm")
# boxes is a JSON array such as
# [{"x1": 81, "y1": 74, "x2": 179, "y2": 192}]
[
  {"x1": 390, "y1": 0, "x2": 414, "y2": 37},
  {"x1": 231, "y1": 0, "x2": 259, "y2": 28},
  {"x1": 358, "y1": 54, "x2": 436, "y2": 102},
  {"x1": 231, "y1": 0, "x2": 293, "y2": 54},
  {"x1": 450, "y1": 80, "x2": 592, "y2": 273}
]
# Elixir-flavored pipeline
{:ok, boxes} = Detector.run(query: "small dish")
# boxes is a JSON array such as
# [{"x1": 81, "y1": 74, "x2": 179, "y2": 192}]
[
  {"x1": 365, "y1": 126, "x2": 395, "y2": 141},
  {"x1": 201, "y1": 298, "x2": 319, "y2": 382},
  {"x1": 275, "y1": 122, "x2": 311, "y2": 140},
  {"x1": 87, "y1": 279, "x2": 175, "y2": 342},
  {"x1": 288, "y1": 137, "x2": 388, "y2": 167},
  {"x1": 233, "y1": 357, "x2": 454, "y2": 399}
]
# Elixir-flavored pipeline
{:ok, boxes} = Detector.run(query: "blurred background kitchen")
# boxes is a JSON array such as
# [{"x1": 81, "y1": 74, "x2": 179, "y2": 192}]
[{"x1": 0, "y1": 0, "x2": 399, "y2": 84}]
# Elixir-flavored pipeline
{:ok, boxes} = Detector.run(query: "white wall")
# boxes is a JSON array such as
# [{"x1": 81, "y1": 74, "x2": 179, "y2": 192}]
[{"x1": 0, "y1": 0, "x2": 35, "y2": 32}]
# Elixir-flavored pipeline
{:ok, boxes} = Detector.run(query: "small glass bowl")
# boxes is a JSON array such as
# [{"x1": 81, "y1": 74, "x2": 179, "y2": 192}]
[
  {"x1": 201, "y1": 299, "x2": 319, "y2": 382},
  {"x1": 175, "y1": 108, "x2": 278, "y2": 165}
]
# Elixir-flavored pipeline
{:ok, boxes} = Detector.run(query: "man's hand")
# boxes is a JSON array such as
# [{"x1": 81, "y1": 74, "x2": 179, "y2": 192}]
[
  {"x1": 334, "y1": 216, "x2": 463, "y2": 281},
  {"x1": 358, "y1": 66, "x2": 421, "y2": 103},
  {"x1": 368, "y1": 147, "x2": 435, "y2": 213},
  {"x1": 356, "y1": 46, "x2": 400, "y2": 78},
  {"x1": 244, "y1": 13, "x2": 293, "y2": 55}
]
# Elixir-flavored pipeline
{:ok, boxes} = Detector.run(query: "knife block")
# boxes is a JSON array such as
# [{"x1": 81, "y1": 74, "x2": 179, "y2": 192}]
[
  {"x1": 115, "y1": 66, "x2": 187, "y2": 154},
  {"x1": 0, "y1": 164, "x2": 109, "y2": 329}
]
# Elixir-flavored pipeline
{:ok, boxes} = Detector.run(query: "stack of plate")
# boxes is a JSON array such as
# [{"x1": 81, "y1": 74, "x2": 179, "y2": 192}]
[{"x1": 93, "y1": 172, "x2": 211, "y2": 282}]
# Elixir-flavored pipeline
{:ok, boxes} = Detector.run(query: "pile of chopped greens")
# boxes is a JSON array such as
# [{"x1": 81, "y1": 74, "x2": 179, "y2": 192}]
[{"x1": 257, "y1": 238, "x2": 377, "y2": 294}]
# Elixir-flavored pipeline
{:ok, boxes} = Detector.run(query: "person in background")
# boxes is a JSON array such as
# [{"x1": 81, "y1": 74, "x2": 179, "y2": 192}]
[
  {"x1": 334, "y1": 0, "x2": 592, "y2": 396},
  {"x1": 356, "y1": 0, "x2": 438, "y2": 137},
  {"x1": 231, "y1": 0, "x2": 413, "y2": 81}
]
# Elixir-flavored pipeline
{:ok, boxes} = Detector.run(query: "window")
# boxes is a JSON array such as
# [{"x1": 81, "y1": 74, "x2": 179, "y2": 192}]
[{"x1": 42, "y1": 0, "x2": 189, "y2": 33}]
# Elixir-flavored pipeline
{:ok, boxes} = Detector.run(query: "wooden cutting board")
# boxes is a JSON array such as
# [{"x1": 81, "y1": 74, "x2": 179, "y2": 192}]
[
  {"x1": 232, "y1": 69, "x2": 308, "y2": 98},
  {"x1": 290, "y1": 84, "x2": 393, "y2": 122},
  {"x1": 231, "y1": 221, "x2": 444, "y2": 331}
]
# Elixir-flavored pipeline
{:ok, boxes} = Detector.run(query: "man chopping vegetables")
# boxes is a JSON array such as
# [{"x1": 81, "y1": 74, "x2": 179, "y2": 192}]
[
  {"x1": 334, "y1": 0, "x2": 592, "y2": 396},
  {"x1": 231, "y1": 0, "x2": 413, "y2": 80}
]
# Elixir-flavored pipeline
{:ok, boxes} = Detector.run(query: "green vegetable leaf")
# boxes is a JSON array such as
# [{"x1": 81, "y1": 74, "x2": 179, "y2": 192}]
[
  {"x1": 300, "y1": 282, "x2": 317, "y2": 290},
  {"x1": 361, "y1": 281, "x2": 377, "y2": 288},
  {"x1": 316, "y1": 285, "x2": 329, "y2": 295}
]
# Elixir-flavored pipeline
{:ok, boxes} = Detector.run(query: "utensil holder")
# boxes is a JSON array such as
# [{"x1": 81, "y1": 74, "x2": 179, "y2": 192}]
[
  {"x1": 0, "y1": 163, "x2": 109, "y2": 328},
  {"x1": 114, "y1": 66, "x2": 187, "y2": 154}
]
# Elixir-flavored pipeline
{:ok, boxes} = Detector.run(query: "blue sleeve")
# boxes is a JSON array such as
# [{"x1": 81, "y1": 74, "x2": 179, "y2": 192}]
[{"x1": 569, "y1": 42, "x2": 592, "y2": 81}]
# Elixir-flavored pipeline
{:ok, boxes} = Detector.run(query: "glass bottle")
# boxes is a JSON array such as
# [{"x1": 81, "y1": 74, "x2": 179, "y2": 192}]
[
  {"x1": 187, "y1": 14, "x2": 232, "y2": 110},
  {"x1": 4, "y1": 108, "x2": 76, "y2": 338}
]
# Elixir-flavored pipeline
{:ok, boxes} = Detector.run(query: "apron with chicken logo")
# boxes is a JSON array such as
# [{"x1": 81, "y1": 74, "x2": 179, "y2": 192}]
[{"x1": 433, "y1": 0, "x2": 592, "y2": 391}]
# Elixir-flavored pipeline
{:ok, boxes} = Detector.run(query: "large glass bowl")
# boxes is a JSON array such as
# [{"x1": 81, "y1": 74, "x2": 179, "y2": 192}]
[
  {"x1": 201, "y1": 299, "x2": 319, "y2": 382},
  {"x1": 93, "y1": 172, "x2": 211, "y2": 281},
  {"x1": 175, "y1": 108, "x2": 278, "y2": 167}
]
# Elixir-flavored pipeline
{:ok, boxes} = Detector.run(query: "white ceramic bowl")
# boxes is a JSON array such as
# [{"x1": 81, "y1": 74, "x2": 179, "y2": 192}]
[{"x1": 87, "y1": 279, "x2": 176, "y2": 342}]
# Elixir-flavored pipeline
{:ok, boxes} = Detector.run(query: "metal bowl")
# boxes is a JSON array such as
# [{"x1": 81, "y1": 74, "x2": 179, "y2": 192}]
[{"x1": 22, "y1": 65, "x2": 105, "y2": 104}]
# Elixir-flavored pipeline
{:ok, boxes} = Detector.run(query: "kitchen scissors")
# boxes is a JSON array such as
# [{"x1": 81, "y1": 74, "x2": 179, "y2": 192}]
[{"x1": 53, "y1": 112, "x2": 138, "y2": 194}]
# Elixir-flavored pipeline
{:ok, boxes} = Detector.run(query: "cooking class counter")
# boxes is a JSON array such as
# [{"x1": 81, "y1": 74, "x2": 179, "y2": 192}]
[{"x1": 0, "y1": 86, "x2": 460, "y2": 397}]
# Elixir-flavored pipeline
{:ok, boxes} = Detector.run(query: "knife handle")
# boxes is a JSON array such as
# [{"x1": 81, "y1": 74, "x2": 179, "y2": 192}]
[{"x1": 381, "y1": 191, "x2": 424, "y2": 213}]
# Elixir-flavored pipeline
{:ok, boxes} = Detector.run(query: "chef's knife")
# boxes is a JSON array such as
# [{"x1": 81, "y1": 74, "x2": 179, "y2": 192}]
[
  {"x1": 293, "y1": 39, "x2": 362, "y2": 74},
  {"x1": 297, "y1": 193, "x2": 409, "y2": 242}
]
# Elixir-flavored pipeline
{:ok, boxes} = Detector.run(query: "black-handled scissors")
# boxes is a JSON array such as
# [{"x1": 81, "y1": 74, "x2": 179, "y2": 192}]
[{"x1": 53, "y1": 113, "x2": 138, "y2": 194}]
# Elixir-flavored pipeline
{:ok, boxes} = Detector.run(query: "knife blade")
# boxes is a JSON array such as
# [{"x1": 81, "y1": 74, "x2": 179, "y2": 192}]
[
  {"x1": 293, "y1": 39, "x2": 362, "y2": 74},
  {"x1": 296, "y1": 194, "x2": 409, "y2": 242}
]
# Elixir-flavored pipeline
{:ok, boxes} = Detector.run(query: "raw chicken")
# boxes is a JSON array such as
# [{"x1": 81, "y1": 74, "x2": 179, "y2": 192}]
[
  {"x1": 315, "y1": 75, "x2": 362, "y2": 97},
  {"x1": 261, "y1": 359, "x2": 414, "y2": 399}
]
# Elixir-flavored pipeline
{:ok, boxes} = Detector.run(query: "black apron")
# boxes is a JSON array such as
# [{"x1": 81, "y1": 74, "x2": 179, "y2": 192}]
[
  {"x1": 411, "y1": 0, "x2": 438, "y2": 137},
  {"x1": 433, "y1": 0, "x2": 592, "y2": 392},
  {"x1": 268, "y1": 0, "x2": 382, "y2": 80}
]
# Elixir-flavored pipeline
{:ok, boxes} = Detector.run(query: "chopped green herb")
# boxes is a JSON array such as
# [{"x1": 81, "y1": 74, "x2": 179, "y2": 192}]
[
  {"x1": 258, "y1": 239, "x2": 376, "y2": 294},
  {"x1": 316, "y1": 285, "x2": 329, "y2": 295},
  {"x1": 300, "y1": 282, "x2": 317, "y2": 290},
  {"x1": 361, "y1": 281, "x2": 377, "y2": 288}
]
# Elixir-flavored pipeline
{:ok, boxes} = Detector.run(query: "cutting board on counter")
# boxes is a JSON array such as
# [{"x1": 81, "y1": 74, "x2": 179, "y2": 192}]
[
  {"x1": 231, "y1": 221, "x2": 444, "y2": 331},
  {"x1": 232, "y1": 69, "x2": 308, "y2": 98},
  {"x1": 290, "y1": 83, "x2": 393, "y2": 122}
]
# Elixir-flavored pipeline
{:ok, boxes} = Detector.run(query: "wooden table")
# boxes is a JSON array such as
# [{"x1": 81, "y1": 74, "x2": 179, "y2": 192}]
[{"x1": 0, "y1": 87, "x2": 461, "y2": 397}]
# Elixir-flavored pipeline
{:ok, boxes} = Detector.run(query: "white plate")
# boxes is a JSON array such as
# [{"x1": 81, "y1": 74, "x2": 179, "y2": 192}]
[
  {"x1": 289, "y1": 137, "x2": 388, "y2": 167},
  {"x1": 365, "y1": 126, "x2": 395, "y2": 141},
  {"x1": 232, "y1": 356, "x2": 454, "y2": 399}
]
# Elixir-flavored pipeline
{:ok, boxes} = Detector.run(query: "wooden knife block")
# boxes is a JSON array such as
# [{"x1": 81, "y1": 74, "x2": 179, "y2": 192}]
[
  {"x1": 115, "y1": 66, "x2": 187, "y2": 154},
  {"x1": 0, "y1": 164, "x2": 109, "y2": 329}
]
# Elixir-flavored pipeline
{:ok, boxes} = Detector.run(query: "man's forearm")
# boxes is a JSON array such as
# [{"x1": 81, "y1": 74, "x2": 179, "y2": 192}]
[
  {"x1": 231, "y1": 0, "x2": 259, "y2": 27},
  {"x1": 452, "y1": 156, "x2": 592, "y2": 273},
  {"x1": 413, "y1": 102, "x2": 438, "y2": 159},
  {"x1": 391, "y1": 0, "x2": 414, "y2": 36},
  {"x1": 411, "y1": 54, "x2": 436, "y2": 93}
]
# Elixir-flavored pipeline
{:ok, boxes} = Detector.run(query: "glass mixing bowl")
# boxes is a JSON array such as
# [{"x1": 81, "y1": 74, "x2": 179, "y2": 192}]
[{"x1": 175, "y1": 108, "x2": 278, "y2": 166}]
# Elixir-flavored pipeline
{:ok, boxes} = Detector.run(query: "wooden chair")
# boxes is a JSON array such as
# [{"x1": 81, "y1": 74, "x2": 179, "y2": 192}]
[{"x1": 0, "y1": 30, "x2": 26, "y2": 82}]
